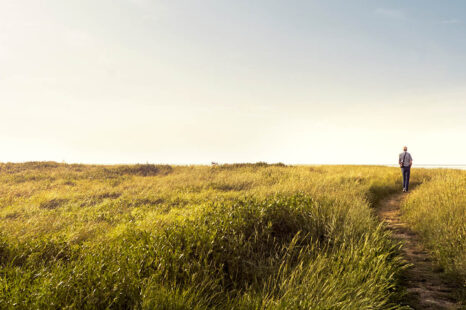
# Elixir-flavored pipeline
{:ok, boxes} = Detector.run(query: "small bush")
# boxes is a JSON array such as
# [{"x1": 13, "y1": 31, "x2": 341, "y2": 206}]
[
  {"x1": 100, "y1": 164, "x2": 173, "y2": 177},
  {"x1": 218, "y1": 162, "x2": 286, "y2": 169},
  {"x1": 39, "y1": 198, "x2": 69, "y2": 210}
]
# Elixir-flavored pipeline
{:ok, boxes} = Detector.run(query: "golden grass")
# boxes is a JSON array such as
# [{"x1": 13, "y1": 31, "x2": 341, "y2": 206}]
[
  {"x1": 401, "y1": 169, "x2": 466, "y2": 292},
  {"x1": 0, "y1": 162, "x2": 462, "y2": 308}
]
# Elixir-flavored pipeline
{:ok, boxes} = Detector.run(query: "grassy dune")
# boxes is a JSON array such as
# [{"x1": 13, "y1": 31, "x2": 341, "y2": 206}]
[
  {"x1": 401, "y1": 169, "x2": 466, "y2": 300},
  {"x1": 0, "y1": 162, "x2": 461, "y2": 309}
]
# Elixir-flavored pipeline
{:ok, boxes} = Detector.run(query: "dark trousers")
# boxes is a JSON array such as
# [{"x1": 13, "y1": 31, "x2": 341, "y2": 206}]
[{"x1": 402, "y1": 166, "x2": 411, "y2": 190}]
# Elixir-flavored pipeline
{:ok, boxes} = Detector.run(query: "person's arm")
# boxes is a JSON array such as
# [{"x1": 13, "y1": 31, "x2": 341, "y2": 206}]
[
  {"x1": 409, "y1": 154, "x2": 413, "y2": 167},
  {"x1": 399, "y1": 154, "x2": 402, "y2": 166}
]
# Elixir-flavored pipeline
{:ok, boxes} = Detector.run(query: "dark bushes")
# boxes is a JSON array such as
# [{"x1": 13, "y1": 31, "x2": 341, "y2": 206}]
[
  {"x1": 0, "y1": 162, "x2": 85, "y2": 173},
  {"x1": 100, "y1": 164, "x2": 173, "y2": 177},
  {"x1": 39, "y1": 198, "x2": 69, "y2": 210},
  {"x1": 217, "y1": 162, "x2": 287, "y2": 169}
]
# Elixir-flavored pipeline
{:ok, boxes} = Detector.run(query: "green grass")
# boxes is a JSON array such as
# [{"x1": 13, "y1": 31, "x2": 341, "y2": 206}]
[
  {"x1": 401, "y1": 168, "x2": 466, "y2": 301},
  {"x1": 0, "y1": 162, "x2": 460, "y2": 309}
]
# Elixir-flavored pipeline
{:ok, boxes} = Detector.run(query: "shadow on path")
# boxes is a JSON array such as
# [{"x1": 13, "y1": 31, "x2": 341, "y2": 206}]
[{"x1": 376, "y1": 190, "x2": 462, "y2": 310}]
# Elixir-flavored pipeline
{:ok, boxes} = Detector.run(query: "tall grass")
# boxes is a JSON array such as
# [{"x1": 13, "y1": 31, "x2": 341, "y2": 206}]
[
  {"x1": 0, "y1": 162, "x2": 435, "y2": 308},
  {"x1": 400, "y1": 169, "x2": 466, "y2": 300}
]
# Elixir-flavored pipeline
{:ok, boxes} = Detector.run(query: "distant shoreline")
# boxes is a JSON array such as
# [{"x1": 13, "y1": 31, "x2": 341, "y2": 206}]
[{"x1": 385, "y1": 164, "x2": 466, "y2": 170}]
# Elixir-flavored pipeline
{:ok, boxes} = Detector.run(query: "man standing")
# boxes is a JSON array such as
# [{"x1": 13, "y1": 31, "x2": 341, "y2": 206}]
[{"x1": 399, "y1": 146, "x2": 413, "y2": 192}]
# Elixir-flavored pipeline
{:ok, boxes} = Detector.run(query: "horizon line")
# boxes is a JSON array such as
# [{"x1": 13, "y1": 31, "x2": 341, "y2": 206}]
[{"x1": 1, "y1": 161, "x2": 466, "y2": 167}]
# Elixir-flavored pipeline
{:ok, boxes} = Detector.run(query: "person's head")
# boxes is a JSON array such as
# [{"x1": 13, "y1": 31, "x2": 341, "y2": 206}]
[{"x1": 403, "y1": 146, "x2": 408, "y2": 151}]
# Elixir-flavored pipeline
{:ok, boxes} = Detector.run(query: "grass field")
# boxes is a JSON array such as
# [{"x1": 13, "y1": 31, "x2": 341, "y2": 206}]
[
  {"x1": 401, "y1": 168, "x2": 466, "y2": 301},
  {"x1": 0, "y1": 162, "x2": 464, "y2": 309}
]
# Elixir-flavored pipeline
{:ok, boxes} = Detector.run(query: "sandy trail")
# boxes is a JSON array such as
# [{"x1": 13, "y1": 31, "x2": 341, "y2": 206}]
[{"x1": 376, "y1": 192, "x2": 462, "y2": 310}]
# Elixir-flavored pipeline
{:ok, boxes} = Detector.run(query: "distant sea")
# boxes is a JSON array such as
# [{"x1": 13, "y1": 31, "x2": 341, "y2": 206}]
[{"x1": 385, "y1": 164, "x2": 466, "y2": 170}]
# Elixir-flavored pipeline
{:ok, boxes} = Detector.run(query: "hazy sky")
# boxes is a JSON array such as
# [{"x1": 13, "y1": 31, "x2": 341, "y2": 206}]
[{"x1": 1, "y1": 0, "x2": 465, "y2": 165}]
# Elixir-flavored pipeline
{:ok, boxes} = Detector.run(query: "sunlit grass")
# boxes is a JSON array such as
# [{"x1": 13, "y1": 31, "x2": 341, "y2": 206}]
[
  {"x1": 0, "y1": 162, "x2": 459, "y2": 308},
  {"x1": 401, "y1": 169, "x2": 466, "y2": 300}
]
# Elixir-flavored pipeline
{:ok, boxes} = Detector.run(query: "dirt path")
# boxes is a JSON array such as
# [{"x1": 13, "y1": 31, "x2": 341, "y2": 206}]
[{"x1": 376, "y1": 192, "x2": 461, "y2": 310}]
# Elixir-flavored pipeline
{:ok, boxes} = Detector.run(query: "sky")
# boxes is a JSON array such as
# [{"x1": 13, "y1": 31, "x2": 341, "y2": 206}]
[{"x1": 1, "y1": 0, "x2": 465, "y2": 165}]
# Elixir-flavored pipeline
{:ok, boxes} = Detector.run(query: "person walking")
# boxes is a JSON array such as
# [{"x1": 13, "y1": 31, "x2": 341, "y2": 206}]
[{"x1": 399, "y1": 146, "x2": 413, "y2": 192}]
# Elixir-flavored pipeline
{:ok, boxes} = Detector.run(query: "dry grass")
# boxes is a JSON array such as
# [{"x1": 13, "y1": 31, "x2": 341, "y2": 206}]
[
  {"x1": 401, "y1": 168, "x2": 466, "y2": 300},
  {"x1": 0, "y1": 162, "x2": 460, "y2": 309}
]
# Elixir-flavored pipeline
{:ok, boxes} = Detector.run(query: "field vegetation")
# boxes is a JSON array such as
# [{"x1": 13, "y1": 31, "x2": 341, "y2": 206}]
[
  {"x1": 401, "y1": 169, "x2": 466, "y2": 300},
  {"x1": 0, "y1": 162, "x2": 463, "y2": 309}
]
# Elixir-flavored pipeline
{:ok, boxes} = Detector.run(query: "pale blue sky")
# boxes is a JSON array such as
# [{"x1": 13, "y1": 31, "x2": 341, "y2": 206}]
[{"x1": 1, "y1": 0, "x2": 465, "y2": 165}]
